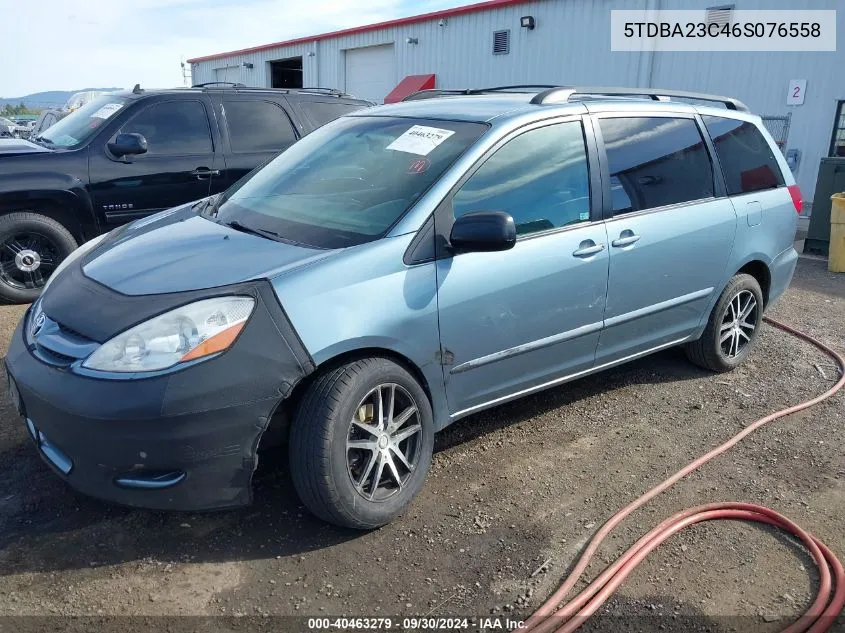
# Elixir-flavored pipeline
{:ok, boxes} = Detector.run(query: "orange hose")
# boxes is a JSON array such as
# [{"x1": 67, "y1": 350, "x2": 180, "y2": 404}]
[{"x1": 522, "y1": 317, "x2": 845, "y2": 633}]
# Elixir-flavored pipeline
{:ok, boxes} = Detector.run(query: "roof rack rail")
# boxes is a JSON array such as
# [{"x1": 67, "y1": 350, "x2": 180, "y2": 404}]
[
  {"x1": 193, "y1": 81, "x2": 246, "y2": 88},
  {"x1": 403, "y1": 85, "x2": 561, "y2": 101},
  {"x1": 297, "y1": 87, "x2": 347, "y2": 95},
  {"x1": 403, "y1": 89, "x2": 474, "y2": 101},
  {"x1": 530, "y1": 86, "x2": 749, "y2": 111}
]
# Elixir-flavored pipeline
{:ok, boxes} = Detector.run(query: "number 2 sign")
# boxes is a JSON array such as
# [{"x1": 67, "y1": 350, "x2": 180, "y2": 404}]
[{"x1": 787, "y1": 80, "x2": 807, "y2": 106}]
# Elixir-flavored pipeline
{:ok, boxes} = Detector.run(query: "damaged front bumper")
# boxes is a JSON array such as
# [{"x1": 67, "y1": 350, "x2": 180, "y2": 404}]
[{"x1": 5, "y1": 280, "x2": 314, "y2": 511}]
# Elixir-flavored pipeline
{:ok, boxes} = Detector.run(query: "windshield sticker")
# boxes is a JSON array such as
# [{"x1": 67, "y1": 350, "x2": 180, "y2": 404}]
[
  {"x1": 387, "y1": 125, "x2": 456, "y2": 156},
  {"x1": 407, "y1": 158, "x2": 430, "y2": 174},
  {"x1": 579, "y1": 211, "x2": 590, "y2": 221},
  {"x1": 90, "y1": 103, "x2": 123, "y2": 119}
]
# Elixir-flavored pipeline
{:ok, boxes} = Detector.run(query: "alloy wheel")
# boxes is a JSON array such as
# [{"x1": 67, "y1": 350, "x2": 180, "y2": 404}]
[
  {"x1": 346, "y1": 383, "x2": 422, "y2": 502},
  {"x1": 0, "y1": 231, "x2": 60, "y2": 290},
  {"x1": 719, "y1": 289, "x2": 758, "y2": 359}
]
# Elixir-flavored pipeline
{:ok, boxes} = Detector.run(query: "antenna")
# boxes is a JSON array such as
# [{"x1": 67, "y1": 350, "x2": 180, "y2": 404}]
[{"x1": 180, "y1": 58, "x2": 190, "y2": 87}]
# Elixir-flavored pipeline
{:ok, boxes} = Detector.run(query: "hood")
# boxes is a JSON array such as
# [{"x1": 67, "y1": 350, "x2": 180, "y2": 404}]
[
  {"x1": 83, "y1": 206, "x2": 336, "y2": 295},
  {"x1": 0, "y1": 138, "x2": 53, "y2": 155}
]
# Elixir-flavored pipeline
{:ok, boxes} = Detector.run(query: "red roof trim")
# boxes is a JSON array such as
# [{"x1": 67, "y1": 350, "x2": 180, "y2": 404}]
[{"x1": 187, "y1": 0, "x2": 529, "y2": 63}]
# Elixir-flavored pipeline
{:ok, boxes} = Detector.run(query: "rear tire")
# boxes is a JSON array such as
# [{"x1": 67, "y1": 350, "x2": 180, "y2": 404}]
[
  {"x1": 289, "y1": 357, "x2": 434, "y2": 529},
  {"x1": 0, "y1": 212, "x2": 78, "y2": 304},
  {"x1": 685, "y1": 273, "x2": 763, "y2": 372}
]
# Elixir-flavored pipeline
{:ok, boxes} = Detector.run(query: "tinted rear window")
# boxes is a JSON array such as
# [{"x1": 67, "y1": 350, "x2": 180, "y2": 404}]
[
  {"x1": 598, "y1": 117, "x2": 715, "y2": 214},
  {"x1": 225, "y1": 100, "x2": 297, "y2": 152},
  {"x1": 304, "y1": 100, "x2": 367, "y2": 128},
  {"x1": 702, "y1": 115, "x2": 785, "y2": 195}
]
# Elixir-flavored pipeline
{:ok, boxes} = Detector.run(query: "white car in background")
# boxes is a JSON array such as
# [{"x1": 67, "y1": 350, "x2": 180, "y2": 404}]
[
  {"x1": 63, "y1": 91, "x2": 108, "y2": 112},
  {"x1": 0, "y1": 117, "x2": 17, "y2": 138}
]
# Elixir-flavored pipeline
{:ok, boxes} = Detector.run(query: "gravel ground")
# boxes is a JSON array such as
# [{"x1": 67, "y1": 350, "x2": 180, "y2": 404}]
[{"x1": 0, "y1": 256, "x2": 842, "y2": 633}]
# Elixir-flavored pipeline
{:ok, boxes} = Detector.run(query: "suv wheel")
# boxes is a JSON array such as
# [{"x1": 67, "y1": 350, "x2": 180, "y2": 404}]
[
  {"x1": 0, "y1": 212, "x2": 78, "y2": 304},
  {"x1": 685, "y1": 273, "x2": 763, "y2": 372},
  {"x1": 290, "y1": 358, "x2": 434, "y2": 529}
]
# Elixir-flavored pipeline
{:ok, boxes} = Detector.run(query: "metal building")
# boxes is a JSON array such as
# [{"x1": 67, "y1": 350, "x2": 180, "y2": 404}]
[{"x1": 189, "y1": 0, "x2": 845, "y2": 206}]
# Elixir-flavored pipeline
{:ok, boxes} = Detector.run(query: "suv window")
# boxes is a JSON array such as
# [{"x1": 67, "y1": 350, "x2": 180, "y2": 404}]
[
  {"x1": 225, "y1": 100, "x2": 297, "y2": 152},
  {"x1": 702, "y1": 115, "x2": 785, "y2": 195},
  {"x1": 121, "y1": 100, "x2": 212, "y2": 155},
  {"x1": 453, "y1": 121, "x2": 591, "y2": 236},
  {"x1": 599, "y1": 117, "x2": 715, "y2": 215},
  {"x1": 303, "y1": 100, "x2": 367, "y2": 128}
]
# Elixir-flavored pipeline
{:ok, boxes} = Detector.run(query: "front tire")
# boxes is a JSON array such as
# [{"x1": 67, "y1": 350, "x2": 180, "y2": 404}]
[
  {"x1": 289, "y1": 358, "x2": 434, "y2": 529},
  {"x1": 0, "y1": 212, "x2": 78, "y2": 304},
  {"x1": 685, "y1": 273, "x2": 763, "y2": 372}
]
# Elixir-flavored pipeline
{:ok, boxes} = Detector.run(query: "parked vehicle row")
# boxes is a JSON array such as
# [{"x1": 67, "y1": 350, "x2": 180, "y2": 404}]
[
  {"x1": 0, "y1": 84, "x2": 371, "y2": 302},
  {"x1": 5, "y1": 86, "x2": 800, "y2": 529}
]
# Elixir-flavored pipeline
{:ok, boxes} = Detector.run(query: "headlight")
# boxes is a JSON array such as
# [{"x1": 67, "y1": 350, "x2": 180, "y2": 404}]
[
  {"x1": 82, "y1": 297, "x2": 255, "y2": 373},
  {"x1": 42, "y1": 232, "x2": 108, "y2": 294}
]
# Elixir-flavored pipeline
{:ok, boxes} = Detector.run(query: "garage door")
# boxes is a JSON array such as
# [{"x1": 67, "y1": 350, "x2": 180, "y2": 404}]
[{"x1": 344, "y1": 44, "x2": 396, "y2": 104}]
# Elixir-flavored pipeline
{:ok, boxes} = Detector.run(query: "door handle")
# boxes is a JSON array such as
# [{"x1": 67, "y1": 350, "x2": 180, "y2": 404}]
[
  {"x1": 190, "y1": 168, "x2": 220, "y2": 179},
  {"x1": 572, "y1": 241, "x2": 605, "y2": 258},
  {"x1": 611, "y1": 230, "x2": 641, "y2": 248}
]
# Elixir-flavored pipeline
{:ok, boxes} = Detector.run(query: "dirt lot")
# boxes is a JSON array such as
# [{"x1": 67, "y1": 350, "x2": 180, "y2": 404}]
[{"x1": 0, "y1": 256, "x2": 843, "y2": 633}]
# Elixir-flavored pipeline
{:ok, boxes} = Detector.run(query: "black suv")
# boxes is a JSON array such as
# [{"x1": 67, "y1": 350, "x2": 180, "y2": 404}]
[{"x1": 0, "y1": 84, "x2": 371, "y2": 303}]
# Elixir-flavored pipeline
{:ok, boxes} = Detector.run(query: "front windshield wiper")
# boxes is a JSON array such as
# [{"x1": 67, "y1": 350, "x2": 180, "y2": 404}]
[
  {"x1": 31, "y1": 136, "x2": 57, "y2": 149},
  {"x1": 194, "y1": 194, "x2": 221, "y2": 217},
  {"x1": 223, "y1": 220, "x2": 285, "y2": 242}
]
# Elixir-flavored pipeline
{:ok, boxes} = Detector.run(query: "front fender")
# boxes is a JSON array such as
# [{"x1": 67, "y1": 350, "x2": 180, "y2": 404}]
[
  {"x1": 0, "y1": 174, "x2": 99, "y2": 240},
  {"x1": 273, "y1": 235, "x2": 451, "y2": 429}
]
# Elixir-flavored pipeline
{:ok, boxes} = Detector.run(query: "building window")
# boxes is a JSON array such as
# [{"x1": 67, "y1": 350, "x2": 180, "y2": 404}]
[
  {"x1": 831, "y1": 101, "x2": 845, "y2": 157},
  {"x1": 493, "y1": 30, "x2": 510, "y2": 55}
]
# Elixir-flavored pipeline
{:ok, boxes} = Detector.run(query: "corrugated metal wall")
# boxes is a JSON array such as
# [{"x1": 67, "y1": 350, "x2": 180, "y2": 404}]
[{"x1": 191, "y1": 0, "x2": 845, "y2": 202}]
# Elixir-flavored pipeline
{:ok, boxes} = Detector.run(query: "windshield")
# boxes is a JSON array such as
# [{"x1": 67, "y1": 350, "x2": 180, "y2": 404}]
[
  {"x1": 38, "y1": 95, "x2": 129, "y2": 148},
  {"x1": 214, "y1": 116, "x2": 488, "y2": 249}
]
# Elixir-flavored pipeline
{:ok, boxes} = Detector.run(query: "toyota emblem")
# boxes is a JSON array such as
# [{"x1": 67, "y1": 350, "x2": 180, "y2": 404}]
[{"x1": 31, "y1": 312, "x2": 46, "y2": 337}]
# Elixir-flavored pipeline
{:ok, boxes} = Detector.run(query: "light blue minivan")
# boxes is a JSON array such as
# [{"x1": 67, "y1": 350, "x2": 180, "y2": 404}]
[{"x1": 6, "y1": 87, "x2": 800, "y2": 528}]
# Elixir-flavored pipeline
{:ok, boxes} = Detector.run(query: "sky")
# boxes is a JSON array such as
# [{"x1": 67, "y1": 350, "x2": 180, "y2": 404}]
[{"x1": 0, "y1": 0, "x2": 460, "y2": 97}]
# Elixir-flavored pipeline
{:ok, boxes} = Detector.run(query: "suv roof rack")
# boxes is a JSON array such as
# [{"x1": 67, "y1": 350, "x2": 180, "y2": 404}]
[
  {"x1": 192, "y1": 81, "x2": 246, "y2": 88},
  {"x1": 403, "y1": 85, "x2": 560, "y2": 101},
  {"x1": 190, "y1": 84, "x2": 355, "y2": 98},
  {"x1": 531, "y1": 86, "x2": 749, "y2": 111},
  {"x1": 403, "y1": 85, "x2": 748, "y2": 111}
]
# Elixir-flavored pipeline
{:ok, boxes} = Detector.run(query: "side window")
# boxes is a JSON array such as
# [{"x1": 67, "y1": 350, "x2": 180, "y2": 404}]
[
  {"x1": 598, "y1": 117, "x2": 715, "y2": 215},
  {"x1": 453, "y1": 121, "x2": 591, "y2": 236},
  {"x1": 702, "y1": 115, "x2": 785, "y2": 195},
  {"x1": 303, "y1": 100, "x2": 367, "y2": 128},
  {"x1": 225, "y1": 100, "x2": 297, "y2": 152},
  {"x1": 120, "y1": 101, "x2": 212, "y2": 155}
]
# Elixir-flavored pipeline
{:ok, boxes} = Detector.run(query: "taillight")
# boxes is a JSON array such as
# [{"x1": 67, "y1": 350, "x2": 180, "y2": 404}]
[{"x1": 787, "y1": 184, "x2": 803, "y2": 214}]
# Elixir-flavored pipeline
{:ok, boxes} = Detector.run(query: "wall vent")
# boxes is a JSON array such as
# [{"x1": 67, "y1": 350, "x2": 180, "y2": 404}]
[
  {"x1": 706, "y1": 5, "x2": 734, "y2": 25},
  {"x1": 493, "y1": 29, "x2": 510, "y2": 55}
]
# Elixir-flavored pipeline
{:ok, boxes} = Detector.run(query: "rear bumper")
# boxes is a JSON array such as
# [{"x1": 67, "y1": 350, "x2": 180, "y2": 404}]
[
  {"x1": 5, "y1": 281, "x2": 314, "y2": 511},
  {"x1": 767, "y1": 246, "x2": 799, "y2": 309}
]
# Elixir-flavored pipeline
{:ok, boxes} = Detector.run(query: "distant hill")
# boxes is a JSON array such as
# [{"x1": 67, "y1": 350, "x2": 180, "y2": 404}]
[{"x1": 0, "y1": 88, "x2": 123, "y2": 110}]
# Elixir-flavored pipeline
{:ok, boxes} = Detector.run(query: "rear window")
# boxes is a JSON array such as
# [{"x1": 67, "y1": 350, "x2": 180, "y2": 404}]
[
  {"x1": 225, "y1": 100, "x2": 297, "y2": 152},
  {"x1": 702, "y1": 115, "x2": 785, "y2": 196},
  {"x1": 303, "y1": 100, "x2": 368, "y2": 128}
]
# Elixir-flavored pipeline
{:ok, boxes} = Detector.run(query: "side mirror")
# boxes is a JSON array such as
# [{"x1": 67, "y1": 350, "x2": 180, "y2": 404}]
[
  {"x1": 108, "y1": 133, "x2": 147, "y2": 159},
  {"x1": 449, "y1": 211, "x2": 516, "y2": 254}
]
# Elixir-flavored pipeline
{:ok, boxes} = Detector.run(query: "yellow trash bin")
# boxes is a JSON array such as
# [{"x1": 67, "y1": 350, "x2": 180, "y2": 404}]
[{"x1": 831, "y1": 193, "x2": 845, "y2": 273}]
